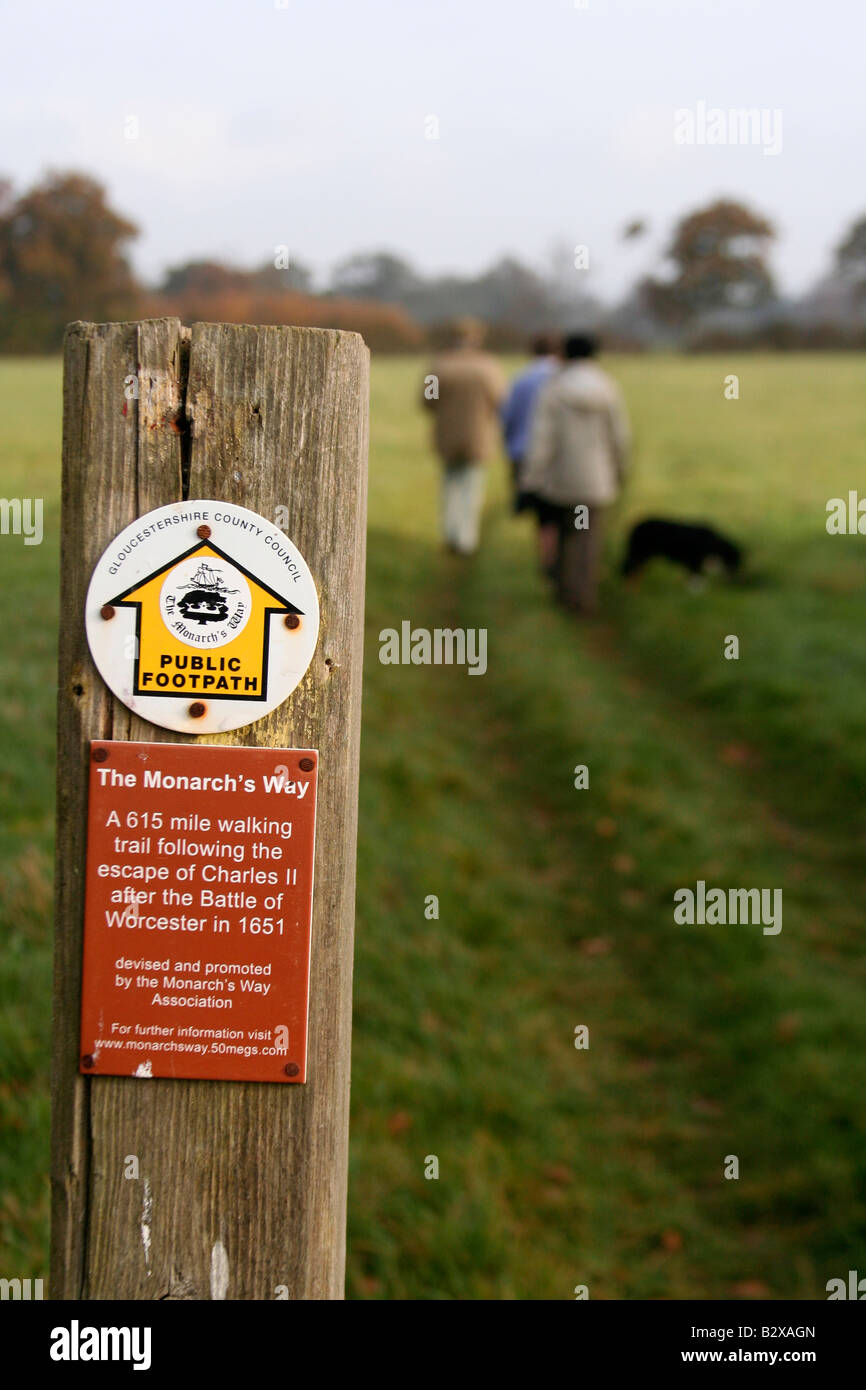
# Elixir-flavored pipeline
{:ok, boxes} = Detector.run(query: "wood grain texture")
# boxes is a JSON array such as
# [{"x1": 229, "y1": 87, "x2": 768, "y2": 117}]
[{"x1": 52, "y1": 320, "x2": 369, "y2": 1300}]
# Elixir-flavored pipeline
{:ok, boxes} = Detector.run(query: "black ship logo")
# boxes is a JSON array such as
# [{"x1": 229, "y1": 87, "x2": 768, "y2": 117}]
[{"x1": 175, "y1": 562, "x2": 238, "y2": 625}]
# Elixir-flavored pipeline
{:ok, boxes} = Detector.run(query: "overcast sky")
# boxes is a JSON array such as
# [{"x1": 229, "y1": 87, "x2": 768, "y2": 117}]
[{"x1": 3, "y1": 0, "x2": 863, "y2": 299}]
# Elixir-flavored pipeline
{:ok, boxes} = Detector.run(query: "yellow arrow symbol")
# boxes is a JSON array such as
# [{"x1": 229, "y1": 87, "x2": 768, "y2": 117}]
[{"x1": 109, "y1": 540, "x2": 303, "y2": 701}]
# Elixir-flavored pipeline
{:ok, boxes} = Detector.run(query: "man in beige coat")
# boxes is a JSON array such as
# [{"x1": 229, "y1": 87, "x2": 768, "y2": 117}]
[
  {"x1": 422, "y1": 318, "x2": 506, "y2": 555},
  {"x1": 522, "y1": 333, "x2": 629, "y2": 613}
]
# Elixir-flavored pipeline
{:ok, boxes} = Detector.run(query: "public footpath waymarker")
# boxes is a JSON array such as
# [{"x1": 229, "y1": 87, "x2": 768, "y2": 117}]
[
  {"x1": 52, "y1": 320, "x2": 368, "y2": 1300},
  {"x1": 80, "y1": 741, "x2": 318, "y2": 1083},
  {"x1": 85, "y1": 500, "x2": 320, "y2": 734}
]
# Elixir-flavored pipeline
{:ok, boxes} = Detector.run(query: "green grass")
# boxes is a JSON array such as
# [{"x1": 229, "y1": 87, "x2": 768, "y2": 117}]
[
  {"x1": 1, "y1": 352, "x2": 865, "y2": 1298},
  {"x1": 0, "y1": 359, "x2": 60, "y2": 1272}
]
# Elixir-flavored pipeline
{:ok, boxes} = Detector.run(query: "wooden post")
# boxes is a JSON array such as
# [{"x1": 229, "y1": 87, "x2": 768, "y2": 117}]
[{"x1": 51, "y1": 319, "x2": 369, "y2": 1299}]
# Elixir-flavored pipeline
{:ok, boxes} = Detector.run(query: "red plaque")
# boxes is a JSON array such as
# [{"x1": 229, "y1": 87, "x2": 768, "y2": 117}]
[{"x1": 79, "y1": 740, "x2": 318, "y2": 1082}]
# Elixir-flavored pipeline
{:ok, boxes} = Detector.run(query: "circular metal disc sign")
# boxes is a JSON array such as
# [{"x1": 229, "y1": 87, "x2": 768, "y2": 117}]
[{"x1": 85, "y1": 501, "x2": 320, "y2": 734}]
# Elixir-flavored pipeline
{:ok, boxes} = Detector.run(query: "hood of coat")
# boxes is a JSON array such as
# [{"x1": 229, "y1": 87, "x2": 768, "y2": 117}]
[{"x1": 553, "y1": 361, "x2": 617, "y2": 412}]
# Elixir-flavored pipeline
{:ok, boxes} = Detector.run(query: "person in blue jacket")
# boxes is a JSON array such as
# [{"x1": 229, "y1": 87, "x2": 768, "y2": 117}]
[{"x1": 501, "y1": 332, "x2": 559, "y2": 572}]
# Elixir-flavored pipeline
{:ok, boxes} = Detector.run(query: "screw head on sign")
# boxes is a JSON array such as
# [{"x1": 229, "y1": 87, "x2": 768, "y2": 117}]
[
  {"x1": 189, "y1": 702, "x2": 207, "y2": 719},
  {"x1": 93, "y1": 748, "x2": 108, "y2": 763},
  {"x1": 284, "y1": 613, "x2": 300, "y2": 629},
  {"x1": 197, "y1": 524, "x2": 211, "y2": 540},
  {"x1": 284, "y1": 1063, "x2": 300, "y2": 1077},
  {"x1": 299, "y1": 757, "x2": 314, "y2": 772},
  {"x1": 81, "y1": 1055, "x2": 95, "y2": 1069},
  {"x1": 100, "y1": 604, "x2": 115, "y2": 620}
]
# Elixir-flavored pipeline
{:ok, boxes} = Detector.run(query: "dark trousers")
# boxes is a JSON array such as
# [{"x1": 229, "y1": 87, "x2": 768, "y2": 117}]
[
  {"x1": 555, "y1": 506, "x2": 605, "y2": 612},
  {"x1": 510, "y1": 456, "x2": 525, "y2": 512}
]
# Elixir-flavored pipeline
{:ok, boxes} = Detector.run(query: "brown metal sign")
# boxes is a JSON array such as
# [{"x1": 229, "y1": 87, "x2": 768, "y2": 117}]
[{"x1": 79, "y1": 740, "x2": 318, "y2": 1083}]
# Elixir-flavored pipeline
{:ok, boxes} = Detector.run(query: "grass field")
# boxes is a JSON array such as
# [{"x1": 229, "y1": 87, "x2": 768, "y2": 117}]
[{"x1": 1, "y1": 352, "x2": 865, "y2": 1299}]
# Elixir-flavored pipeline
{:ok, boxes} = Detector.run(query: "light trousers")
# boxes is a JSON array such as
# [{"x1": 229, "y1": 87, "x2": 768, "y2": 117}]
[{"x1": 441, "y1": 461, "x2": 485, "y2": 554}]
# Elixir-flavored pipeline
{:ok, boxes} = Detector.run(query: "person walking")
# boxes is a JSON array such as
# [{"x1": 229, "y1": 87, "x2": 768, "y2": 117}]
[
  {"x1": 501, "y1": 332, "x2": 560, "y2": 573},
  {"x1": 501, "y1": 332, "x2": 559, "y2": 501},
  {"x1": 422, "y1": 318, "x2": 506, "y2": 555},
  {"x1": 522, "y1": 332, "x2": 629, "y2": 613}
]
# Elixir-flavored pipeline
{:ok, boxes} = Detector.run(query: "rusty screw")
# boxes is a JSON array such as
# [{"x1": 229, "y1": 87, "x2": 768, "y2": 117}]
[
  {"x1": 189, "y1": 702, "x2": 206, "y2": 719},
  {"x1": 284, "y1": 613, "x2": 300, "y2": 630},
  {"x1": 93, "y1": 747, "x2": 108, "y2": 763},
  {"x1": 100, "y1": 604, "x2": 115, "y2": 620},
  {"x1": 81, "y1": 1055, "x2": 95, "y2": 1069},
  {"x1": 299, "y1": 757, "x2": 314, "y2": 772},
  {"x1": 284, "y1": 1063, "x2": 300, "y2": 1078},
  {"x1": 197, "y1": 524, "x2": 211, "y2": 540}
]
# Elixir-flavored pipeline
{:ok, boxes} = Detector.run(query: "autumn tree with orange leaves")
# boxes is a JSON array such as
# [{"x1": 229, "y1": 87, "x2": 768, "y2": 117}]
[
  {"x1": 0, "y1": 171, "x2": 141, "y2": 351},
  {"x1": 641, "y1": 199, "x2": 776, "y2": 326}
]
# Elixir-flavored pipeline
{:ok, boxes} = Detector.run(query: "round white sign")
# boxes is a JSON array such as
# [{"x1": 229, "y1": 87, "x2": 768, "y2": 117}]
[{"x1": 85, "y1": 500, "x2": 320, "y2": 734}]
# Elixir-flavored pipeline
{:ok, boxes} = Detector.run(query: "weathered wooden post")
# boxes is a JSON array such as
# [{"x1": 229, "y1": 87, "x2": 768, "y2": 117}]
[{"x1": 51, "y1": 319, "x2": 369, "y2": 1299}]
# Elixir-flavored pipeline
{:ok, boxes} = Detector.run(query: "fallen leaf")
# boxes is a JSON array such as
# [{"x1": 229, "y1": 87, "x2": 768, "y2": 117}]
[
  {"x1": 691, "y1": 1096, "x2": 722, "y2": 1116},
  {"x1": 621, "y1": 888, "x2": 645, "y2": 909},
  {"x1": 720, "y1": 741, "x2": 759, "y2": 767},
  {"x1": 580, "y1": 936, "x2": 612, "y2": 956},
  {"x1": 730, "y1": 1279, "x2": 770, "y2": 1299},
  {"x1": 612, "y1": 853, "x2": 635, "y2": 875},
  {"x1": 776, "y1": 1012, "x2": 801, "y2": 1041},
  {"x1": 543, "y1": 1163, "x2": 571, "y2": 1186}
]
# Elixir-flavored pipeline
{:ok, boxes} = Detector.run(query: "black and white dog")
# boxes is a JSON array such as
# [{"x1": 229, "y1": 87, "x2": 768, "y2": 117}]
[{"x1": 622, "y1": 518, "x2": 742, "y2": 580}]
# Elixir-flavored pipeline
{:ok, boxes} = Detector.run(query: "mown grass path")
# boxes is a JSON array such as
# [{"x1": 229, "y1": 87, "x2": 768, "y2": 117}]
[{"x1": 348, "y1": 355, "x2": 866, "y2": 1299}]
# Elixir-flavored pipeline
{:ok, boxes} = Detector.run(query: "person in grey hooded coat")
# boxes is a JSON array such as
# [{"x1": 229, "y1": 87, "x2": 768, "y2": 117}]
[{"x1": 522, "y1": 333, "x2": 630, "y2": 613}]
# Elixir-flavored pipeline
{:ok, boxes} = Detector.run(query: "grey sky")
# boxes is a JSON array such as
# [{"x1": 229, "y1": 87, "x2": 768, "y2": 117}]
[{"x1": 2, "y1": 0, "x2": 863, "y2": 299}]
